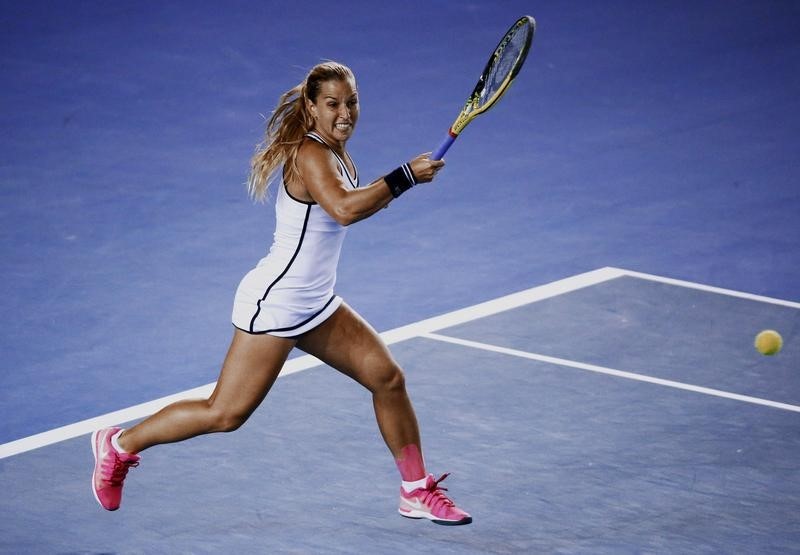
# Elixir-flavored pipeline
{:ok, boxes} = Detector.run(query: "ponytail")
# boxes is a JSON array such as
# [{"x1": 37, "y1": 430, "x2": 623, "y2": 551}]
[{"x1": 247, "y1": 82, "x2": 313, "y2": 201}]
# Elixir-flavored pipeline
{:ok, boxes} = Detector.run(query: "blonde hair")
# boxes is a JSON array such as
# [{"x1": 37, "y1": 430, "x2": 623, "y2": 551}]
[{"x1": 248, "y1": 61, "x2": 356, "y2": 201}]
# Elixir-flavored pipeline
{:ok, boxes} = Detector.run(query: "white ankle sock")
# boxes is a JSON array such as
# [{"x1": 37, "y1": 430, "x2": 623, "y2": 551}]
[
  {"x1": 401, "y1": 475, "x2": 429, "y2": 493},
  {"x1": 111, "y1": 429, "x2": 128, "y2": 454}
]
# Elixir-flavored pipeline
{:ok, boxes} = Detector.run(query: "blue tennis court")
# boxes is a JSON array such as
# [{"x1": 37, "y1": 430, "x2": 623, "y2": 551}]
[{"x1": 2, "y1": 1, "x2": 799, "y2": 553}]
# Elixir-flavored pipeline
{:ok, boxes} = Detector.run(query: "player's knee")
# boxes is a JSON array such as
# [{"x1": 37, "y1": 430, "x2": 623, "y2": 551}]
[
  {"x1": 208, "y1": 404, "x2": 249, "y2": 433},
  {"x1": 217, "y1": 412, "x2": 248, "y2": 433},
  {"x1": 375, "y1": 363, "x2": 406, "y2": 395}
]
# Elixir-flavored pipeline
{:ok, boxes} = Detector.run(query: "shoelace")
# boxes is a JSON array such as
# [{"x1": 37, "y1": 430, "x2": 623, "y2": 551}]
[
  {"x1": 102, "y1": 453, "x2": 139, "y2": 486},
  {"x1": 420, "y1": 473, "x2": 456, "y2": 511}
]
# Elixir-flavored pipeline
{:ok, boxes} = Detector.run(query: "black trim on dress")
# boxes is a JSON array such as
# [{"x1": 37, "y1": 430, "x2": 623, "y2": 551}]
[
  {"x1": 269, "y1": 294, "x2": 338, "y2": 334},
  {"x1": 248, "y1": 204, "x2": 312, "y2": 332},
  {"x1": 305, "y1": 132, "x2": 359, "y2": 187}
]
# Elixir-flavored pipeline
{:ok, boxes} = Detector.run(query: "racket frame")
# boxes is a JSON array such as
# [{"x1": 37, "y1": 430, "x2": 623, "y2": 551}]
[{"x1": 432, "y1": 15, "x2": 535, "y2": 160}]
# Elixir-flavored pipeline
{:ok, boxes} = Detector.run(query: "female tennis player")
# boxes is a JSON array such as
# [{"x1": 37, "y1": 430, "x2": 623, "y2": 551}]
[{"x1": 91, "y1": 61, "x2": 471, "y2": 526}]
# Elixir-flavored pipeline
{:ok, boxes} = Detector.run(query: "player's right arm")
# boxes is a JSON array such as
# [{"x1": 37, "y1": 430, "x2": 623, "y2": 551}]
[{"x1": 295, "y1": 141, "x2": 443, "y2": 226}]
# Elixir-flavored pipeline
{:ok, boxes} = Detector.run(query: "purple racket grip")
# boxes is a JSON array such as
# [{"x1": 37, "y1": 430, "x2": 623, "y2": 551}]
[{"x1": 431, "y1": 132, "x2": 457, "y2": 161}]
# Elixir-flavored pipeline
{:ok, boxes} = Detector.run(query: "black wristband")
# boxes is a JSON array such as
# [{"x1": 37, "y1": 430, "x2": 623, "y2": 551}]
[{"x1": 384, "y1": 163, "x2": 417, "y2": 198}]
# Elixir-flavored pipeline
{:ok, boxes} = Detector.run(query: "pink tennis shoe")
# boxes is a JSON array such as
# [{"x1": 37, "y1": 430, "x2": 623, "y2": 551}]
[
  {"x1": 398, "y1": 473, "x2": 472, "y2": 525},
  {"x1": 91, "y1": 427, "x2": 139, "y2": 511}
]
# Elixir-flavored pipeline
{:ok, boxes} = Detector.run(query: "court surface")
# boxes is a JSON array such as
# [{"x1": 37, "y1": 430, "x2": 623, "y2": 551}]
[
  {"x1": 2, "y1": 1, "x2": 799, "y2": 553},
  {"x1": 2, "y1": 268, "x2": 799, "y2": 553}
]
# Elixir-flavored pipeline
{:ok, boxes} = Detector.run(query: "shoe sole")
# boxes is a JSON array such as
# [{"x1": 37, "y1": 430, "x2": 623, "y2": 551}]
[
  {"x1": 399, "y1": 509, "x2": 472, "y2": 526},
  {"x1": 90, "y1": 429, "x2": 118, "y2": 511}
]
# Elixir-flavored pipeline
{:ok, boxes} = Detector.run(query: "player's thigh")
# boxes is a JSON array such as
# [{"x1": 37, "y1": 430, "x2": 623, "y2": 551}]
[
  {"x1": 296, "y1": 303, "x2": 401, "y2": 391},
  {"x1": 209, "y1": 328, "x2": 297, "y2": 418}
]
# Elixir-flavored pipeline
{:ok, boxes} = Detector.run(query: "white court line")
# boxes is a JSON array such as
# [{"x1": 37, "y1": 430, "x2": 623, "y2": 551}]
[
  {"x1": 0, "y1": 267, "x2": 620, "y2": 459},
  {"x1": 3, "y1": 266, "x2": 796, "y2": 459},
  {"x1": 422, "y1": 332, "x2": 800, "y2": 413},
  {"x1": 612, "y1": 267, "x2": 800, "y2": 309}
]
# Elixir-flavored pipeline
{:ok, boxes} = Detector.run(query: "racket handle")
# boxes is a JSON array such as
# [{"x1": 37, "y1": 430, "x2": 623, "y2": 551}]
[{"x1": 431, "y1": 133, "x2": 456, "y2": 161}]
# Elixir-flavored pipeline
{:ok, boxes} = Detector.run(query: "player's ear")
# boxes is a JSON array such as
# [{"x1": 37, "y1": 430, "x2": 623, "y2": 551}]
[{"x1": 306, "y1": 98, "x2": 317, "y2": 120}]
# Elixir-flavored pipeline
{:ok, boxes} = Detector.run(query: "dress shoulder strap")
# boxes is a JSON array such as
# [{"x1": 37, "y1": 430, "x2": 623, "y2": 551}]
[{"x1": 303, "y1": 132, "x2": 358, "y2": 187}]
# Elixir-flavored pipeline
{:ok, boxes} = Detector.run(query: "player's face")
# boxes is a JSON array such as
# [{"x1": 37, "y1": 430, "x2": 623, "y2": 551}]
[{"x1": 308, "y1": 78, "x2": 359, "y2": 146}]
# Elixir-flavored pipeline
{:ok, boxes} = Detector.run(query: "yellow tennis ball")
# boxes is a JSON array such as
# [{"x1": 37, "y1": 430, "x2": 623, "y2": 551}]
[{"x1": 754, "y1": 329, "x2": 783, "y2": 356}]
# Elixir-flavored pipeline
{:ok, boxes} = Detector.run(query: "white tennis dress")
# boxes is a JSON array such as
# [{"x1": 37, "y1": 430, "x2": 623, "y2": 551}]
[{"x1": 232, "y1": 132, "x2": 359, "y2": 336}]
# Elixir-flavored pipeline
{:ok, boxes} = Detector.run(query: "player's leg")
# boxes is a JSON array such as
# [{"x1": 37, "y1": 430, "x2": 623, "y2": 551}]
[
  {"x1": 118, "y1": 330, "x2": 296, "y2": 452},
  {"x1": 296, "y1": 302, "x2": 421, "y2": 462},
  {"x1": 295, "y1": 303, "x2": 471, "y2": 525},
  {"x1": 91, "y1": 329, "x2": 296, "y2": 510}
]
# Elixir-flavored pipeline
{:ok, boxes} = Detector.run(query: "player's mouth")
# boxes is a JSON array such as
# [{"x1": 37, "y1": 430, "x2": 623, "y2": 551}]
[{"x1": 335, "y1": 122, "x2": 352, "y2": 131}]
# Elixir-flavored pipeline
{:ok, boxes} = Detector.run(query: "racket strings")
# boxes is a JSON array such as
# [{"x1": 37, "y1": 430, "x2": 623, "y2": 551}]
[{"x1": 479, "y1": 25, "x2": 531, "y2": 108}]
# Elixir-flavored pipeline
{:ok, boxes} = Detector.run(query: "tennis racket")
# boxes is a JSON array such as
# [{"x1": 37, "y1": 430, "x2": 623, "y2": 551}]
[{"x1": 431, "y1": 15, "x2": 536, "y2": 160}]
